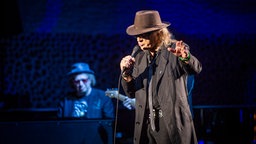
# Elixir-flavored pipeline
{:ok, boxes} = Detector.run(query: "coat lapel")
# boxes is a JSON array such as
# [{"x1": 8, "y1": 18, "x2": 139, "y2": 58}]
[{"x1": 156, "y1": 48, "x2": 169, "y2": 84}]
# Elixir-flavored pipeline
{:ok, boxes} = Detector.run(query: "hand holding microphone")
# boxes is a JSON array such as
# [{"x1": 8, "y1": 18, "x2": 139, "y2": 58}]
[
  {"x1": 120, "y1": 45, "x2": 141, "y2": 80},
  {"x1": 120, "y1": 56, "x2": 135, "y2": 72}
]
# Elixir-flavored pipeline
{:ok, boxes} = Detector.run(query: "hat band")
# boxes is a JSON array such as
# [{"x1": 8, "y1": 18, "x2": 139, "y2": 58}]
[{"x1": 135, "y1": 23, "x2": 165, "y2": 29}]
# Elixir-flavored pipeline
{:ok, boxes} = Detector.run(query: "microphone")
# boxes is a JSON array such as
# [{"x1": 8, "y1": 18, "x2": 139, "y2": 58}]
[
  {"x1": 122, "y1": 45, "x2": 141, "y2": 75},
  {"x1": 130, "y1": 45, "x2": 141, "y2": 58}
]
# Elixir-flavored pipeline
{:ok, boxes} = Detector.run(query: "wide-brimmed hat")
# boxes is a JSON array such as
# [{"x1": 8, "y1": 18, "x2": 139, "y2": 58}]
[
  {"x1": 126, "y1": 10, "x2": 170, "y2": 36},
  {"x1": 67, "y1": 62, "x2": 94, "y2": 76}
]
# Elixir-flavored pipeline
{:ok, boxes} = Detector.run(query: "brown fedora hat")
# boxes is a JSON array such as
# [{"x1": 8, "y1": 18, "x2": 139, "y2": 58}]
[{"x1": 126, "y1": 10, "x2": 170, "y2": 36}]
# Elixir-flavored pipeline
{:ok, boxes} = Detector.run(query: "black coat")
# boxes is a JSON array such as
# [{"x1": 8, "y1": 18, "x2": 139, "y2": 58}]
[{"x1": 122, "y1": 46, "x2": 202, "y2": 144}]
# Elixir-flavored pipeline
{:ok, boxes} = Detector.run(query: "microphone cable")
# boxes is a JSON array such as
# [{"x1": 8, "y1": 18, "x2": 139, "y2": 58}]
[{"x1": 113, "y1": 71, "x2": 123, "y2": 144}]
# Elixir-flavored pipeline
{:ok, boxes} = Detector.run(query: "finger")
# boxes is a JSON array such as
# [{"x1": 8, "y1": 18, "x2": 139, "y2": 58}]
[
  {"x1": 176, "y1": 40, "x2": 184, "y2": 48},
  {"x1": 176, "y1": 41, "x2": 181, "y2": 47},
  {"x1": 181, "y1": 50, "x2": 188, "y2": 58},
  {"x1": 168, "y1": 47, "x2": 176, "y2": 53}
]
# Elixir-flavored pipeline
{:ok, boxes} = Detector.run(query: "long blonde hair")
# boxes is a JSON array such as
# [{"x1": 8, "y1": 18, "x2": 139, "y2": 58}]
[{"x1": 149, "y1": 28, "x2": 176, "y2": 50}]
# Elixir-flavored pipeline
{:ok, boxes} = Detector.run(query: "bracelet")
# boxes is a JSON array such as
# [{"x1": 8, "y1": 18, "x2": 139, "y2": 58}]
[{"x1": 179, "y1": 52, "x2": 190, "y2": 62}]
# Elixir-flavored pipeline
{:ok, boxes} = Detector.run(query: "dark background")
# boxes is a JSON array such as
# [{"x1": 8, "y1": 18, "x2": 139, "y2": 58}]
[{"x1": 1, "y1": 0, "x2": 256, "y2": 143}]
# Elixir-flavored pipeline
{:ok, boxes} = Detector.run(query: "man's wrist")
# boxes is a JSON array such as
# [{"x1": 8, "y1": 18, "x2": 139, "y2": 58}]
[{"x1": 179, "y1": 52, "x2": 190, "y2": 62}]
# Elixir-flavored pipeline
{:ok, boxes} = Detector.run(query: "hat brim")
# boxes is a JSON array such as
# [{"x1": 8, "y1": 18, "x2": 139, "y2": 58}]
[
  {"x1": 67, "y1": 70, "x2": 94, "y2": 76},
  {"x1": 126, "y1": 22, "x2": 170, "y2": 36}
]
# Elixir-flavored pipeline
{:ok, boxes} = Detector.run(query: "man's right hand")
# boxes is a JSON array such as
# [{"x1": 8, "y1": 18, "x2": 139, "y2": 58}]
[{"x1": 120, "y1": 55, "x2": 135, "y2": 72}]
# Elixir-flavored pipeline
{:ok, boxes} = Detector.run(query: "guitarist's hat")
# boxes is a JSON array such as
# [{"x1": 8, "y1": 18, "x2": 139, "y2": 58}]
[{"x1": 67, "y1": 62, "x2": 94, "y2": 76}]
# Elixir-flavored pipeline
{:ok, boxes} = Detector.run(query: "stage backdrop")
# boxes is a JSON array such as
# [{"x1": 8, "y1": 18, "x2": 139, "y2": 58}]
[{"x1": 1, "y1": 0, "x2": 255, "y2": 109}]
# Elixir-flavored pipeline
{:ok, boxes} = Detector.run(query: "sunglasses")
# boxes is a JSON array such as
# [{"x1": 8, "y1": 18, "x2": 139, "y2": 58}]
[
  {"x1": 73, "y1": 78, "x2": 89, "y2": 85},
  {"x1": 135, "y1": 31, "x2": 153, "y2": 39}
]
